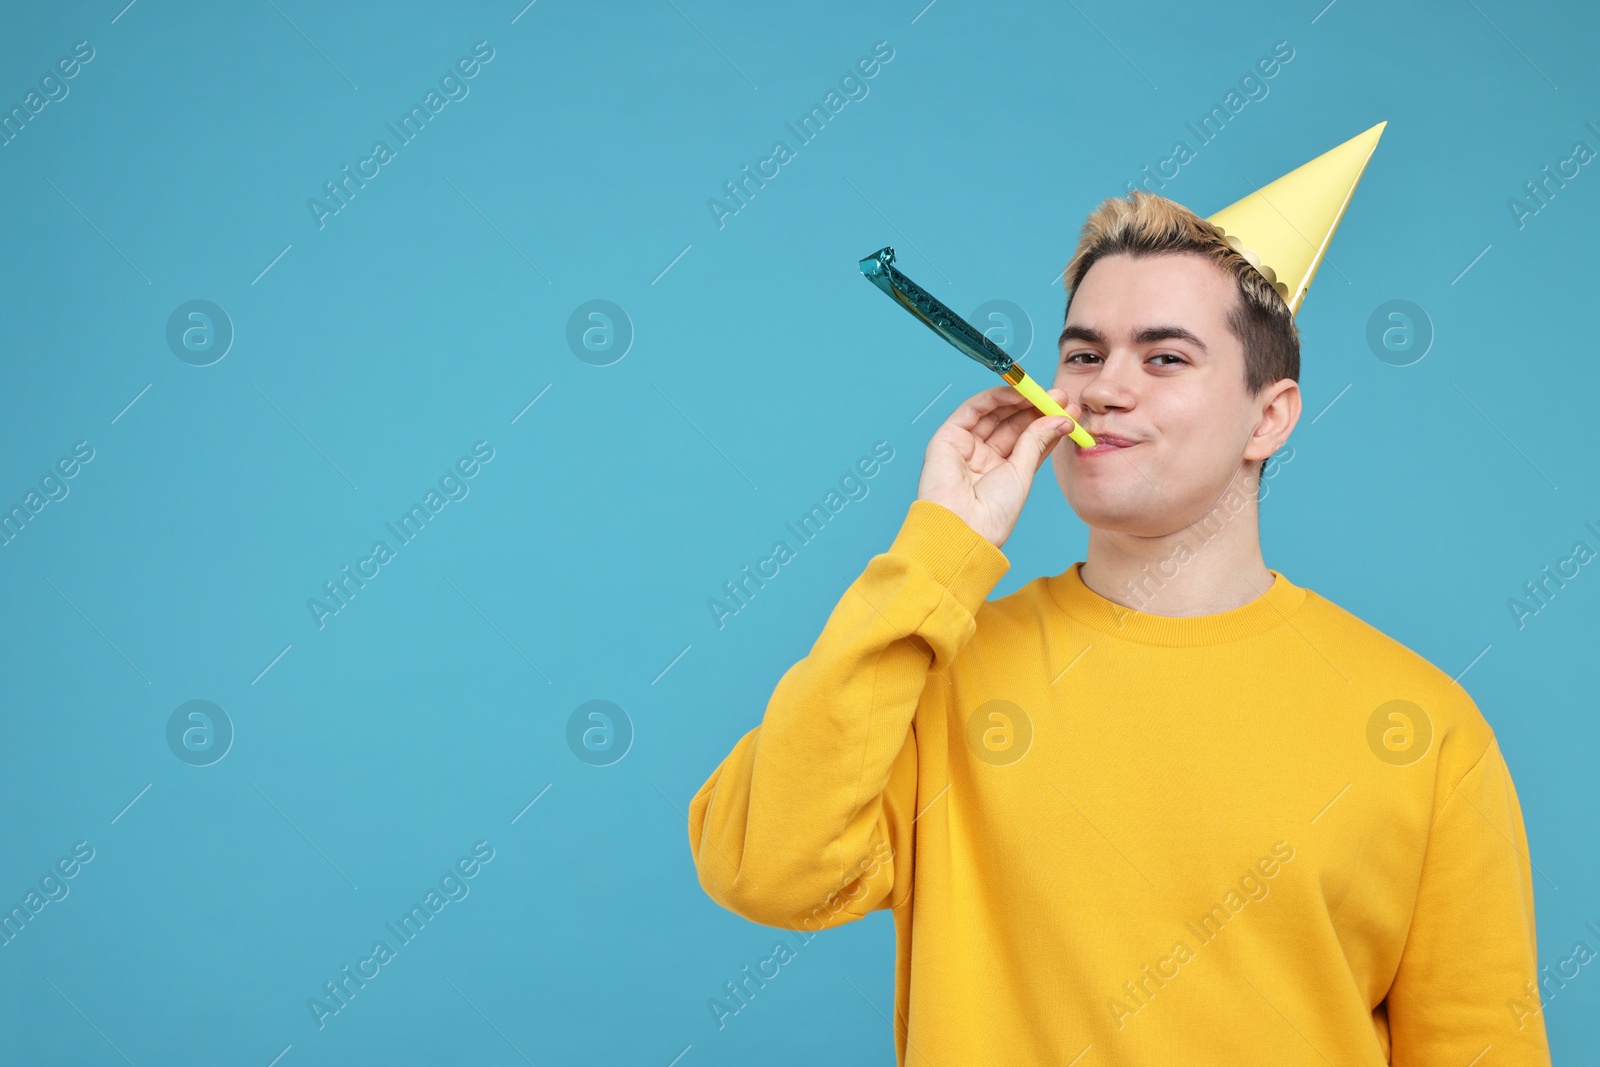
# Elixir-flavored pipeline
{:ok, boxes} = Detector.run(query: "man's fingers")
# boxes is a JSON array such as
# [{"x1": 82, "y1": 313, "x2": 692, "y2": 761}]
[
  {"x1": 1012, "y1": 412, "x2": 1071, "y2": 472},
  {"x1": 986, "y1": 403, "x2": 1049, "y2": 457},
  {"x1": 948, "y1": 385, "x2": 1036, "y2": 431},
  {"x1": 972, "y1": 400, "x2": 1034, "y2": 442},
  {"x1": 976, "y1": 386, "x2": 1079, "y2": 443}
]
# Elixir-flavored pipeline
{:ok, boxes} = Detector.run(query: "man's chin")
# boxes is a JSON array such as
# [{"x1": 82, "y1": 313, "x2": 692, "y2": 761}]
[
  {"x1": 1063, "y1": 492, "x2": 1167, "y2": 535},
  {"x1": 1058, "y1": 474, "x2": 1181, "y2": 532}
]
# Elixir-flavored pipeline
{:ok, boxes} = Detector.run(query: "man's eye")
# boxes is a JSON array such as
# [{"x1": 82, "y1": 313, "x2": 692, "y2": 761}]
[{"x1": 1063, "y1": 351, "x2": 1186, "y2": 365}]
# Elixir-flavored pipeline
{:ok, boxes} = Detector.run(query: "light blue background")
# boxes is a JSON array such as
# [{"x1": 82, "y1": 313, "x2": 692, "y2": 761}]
[{"x1": 2, "y1": 1, "x2": 1596, "y2": 1063}]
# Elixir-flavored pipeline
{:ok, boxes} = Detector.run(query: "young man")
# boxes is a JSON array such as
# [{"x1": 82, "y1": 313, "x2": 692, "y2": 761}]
[{"x1": 689, "y1": 126, "x2": 1552, "y2": 1065}]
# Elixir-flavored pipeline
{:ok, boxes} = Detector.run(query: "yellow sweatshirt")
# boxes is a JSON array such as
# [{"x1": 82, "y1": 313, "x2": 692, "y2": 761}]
[{"x1": 689, "y1": 499, "x2": 1552, "y2": 1065}]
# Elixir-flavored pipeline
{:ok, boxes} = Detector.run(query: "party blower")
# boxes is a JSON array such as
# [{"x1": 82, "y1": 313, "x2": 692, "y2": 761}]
[{"x1": 857, "y1": 246, "x2": 1096, "y2": 449}]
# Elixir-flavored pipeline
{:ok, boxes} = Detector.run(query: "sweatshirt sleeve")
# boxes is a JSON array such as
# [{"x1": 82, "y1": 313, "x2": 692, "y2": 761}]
[
  {"x1": 688, "y1": 499, "x2": 1009, "y2": 931},
  {"x1": 1385, "y1": 736, "x2": 1553, "y2": 1065}
]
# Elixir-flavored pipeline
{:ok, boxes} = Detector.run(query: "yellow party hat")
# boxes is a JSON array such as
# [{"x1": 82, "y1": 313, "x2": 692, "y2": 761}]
[{"x1": 1204, "y1": 120, "x2": 1386, "y2": 316}]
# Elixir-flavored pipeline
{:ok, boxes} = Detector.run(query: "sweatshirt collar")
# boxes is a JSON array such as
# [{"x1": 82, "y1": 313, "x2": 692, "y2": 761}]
[{"x1": 1044, "y1": 561, "x2": 1307, "y2": 647}]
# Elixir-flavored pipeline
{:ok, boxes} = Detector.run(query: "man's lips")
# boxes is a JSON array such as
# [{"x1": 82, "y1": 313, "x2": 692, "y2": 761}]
[{"x1": 1081, "y1": 430, "x2": 1140, "y2": 449}]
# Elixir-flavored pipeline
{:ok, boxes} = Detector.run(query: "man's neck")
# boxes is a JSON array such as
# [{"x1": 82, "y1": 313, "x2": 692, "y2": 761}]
[{"x1": 1078, "y1": 465, "x2": 1275, "y2": 617}]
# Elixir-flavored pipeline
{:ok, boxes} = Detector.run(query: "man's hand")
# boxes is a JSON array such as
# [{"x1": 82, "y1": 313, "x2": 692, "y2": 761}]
[{"x1": 916, "y1": 384, "x2": 1082, "y2": 549}]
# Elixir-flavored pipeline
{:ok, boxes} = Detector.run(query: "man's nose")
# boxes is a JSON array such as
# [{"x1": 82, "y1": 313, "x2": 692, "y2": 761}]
[{"x1": 1077, "y1": 365, "x2": 1136, "y2": 410}]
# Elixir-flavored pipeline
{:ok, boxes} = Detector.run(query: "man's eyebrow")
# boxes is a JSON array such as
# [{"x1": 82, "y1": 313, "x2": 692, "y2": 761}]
[
  {"x1": 1058, "y1": 324, "x2": 1104, "y2": 348},
  {"x1": 1135, "y1": 325, "x2": 1209, "y2": 354},
  {"x1": 1057, "y1": 324, "x2": 1209, "y2": 354}
]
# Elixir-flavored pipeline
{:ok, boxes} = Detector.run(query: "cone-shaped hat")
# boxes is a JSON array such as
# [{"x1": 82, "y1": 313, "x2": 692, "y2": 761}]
[{"x1": 1204, "y1": 121, "x2": 1386, "y2": 316}]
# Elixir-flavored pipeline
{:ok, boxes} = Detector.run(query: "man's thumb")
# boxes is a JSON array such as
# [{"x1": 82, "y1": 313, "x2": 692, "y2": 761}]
[{"x1": 1017, "y1": 413, "x2": 1071, "y2": 471}]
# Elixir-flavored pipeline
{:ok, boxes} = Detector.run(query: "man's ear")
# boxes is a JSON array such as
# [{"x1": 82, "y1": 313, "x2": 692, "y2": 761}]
[{"x1": 1242, "y1": 379, "x2": 1301, "y2": 465}]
